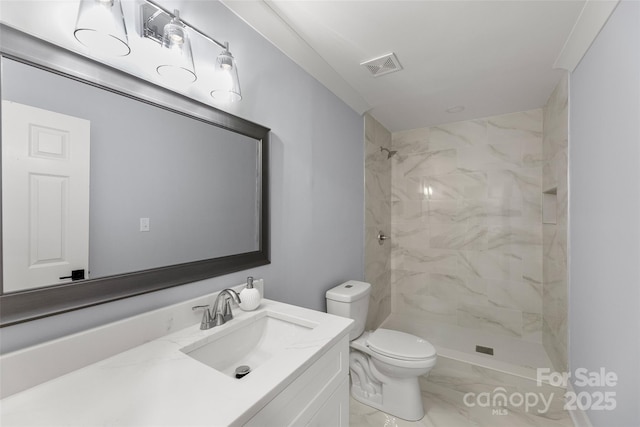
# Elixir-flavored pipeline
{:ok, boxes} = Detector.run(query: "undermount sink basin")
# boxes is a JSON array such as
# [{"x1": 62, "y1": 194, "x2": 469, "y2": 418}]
[{"x1": 181, "y1": 311, "x2": 318, "y2": 378}]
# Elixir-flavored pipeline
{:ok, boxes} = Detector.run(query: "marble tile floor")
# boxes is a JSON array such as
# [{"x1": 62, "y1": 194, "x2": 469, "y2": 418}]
[{"x1": 350, "y1": 368, "x2": 575, "y2": 427}]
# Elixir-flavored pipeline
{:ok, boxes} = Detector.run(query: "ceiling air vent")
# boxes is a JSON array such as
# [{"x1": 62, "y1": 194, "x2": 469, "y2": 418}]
[{"x1": 360, "y1": 53, "x2": 403, "y2": 77}]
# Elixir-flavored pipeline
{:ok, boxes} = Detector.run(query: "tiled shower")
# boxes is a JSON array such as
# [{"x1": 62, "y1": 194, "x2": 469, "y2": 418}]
[
  {"x1": 364, "y1": 74, "x2": 568, "y2": 372},
  {"x1": 542, "y1": 74, "x2": 569, "y2": 372}
]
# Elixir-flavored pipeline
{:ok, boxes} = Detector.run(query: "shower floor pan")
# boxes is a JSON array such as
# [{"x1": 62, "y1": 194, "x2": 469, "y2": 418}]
[{"x1": 381, "y1": 313, "x2": 555, "y2": 382}]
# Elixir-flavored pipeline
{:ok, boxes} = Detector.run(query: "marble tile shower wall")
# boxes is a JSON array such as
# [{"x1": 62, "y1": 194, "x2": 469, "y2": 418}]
[
  {"x1": 364, "y1": 114, "x2": 392, "y2": 330},
  {"x1": 390, "y1": 110, "x2": 544, "y2": 342},
  {"x1": 542, "y1": 74, "x2": 569, "y2": 371}
]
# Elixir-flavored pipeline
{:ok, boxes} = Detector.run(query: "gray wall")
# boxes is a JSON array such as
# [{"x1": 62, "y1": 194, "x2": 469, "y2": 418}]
[
  {"x1": 569, "y1": 1, "x2": 640, "y2": 426},
  {"x1": 0, "y1": 1, "x2": 364, "y2": 353}
]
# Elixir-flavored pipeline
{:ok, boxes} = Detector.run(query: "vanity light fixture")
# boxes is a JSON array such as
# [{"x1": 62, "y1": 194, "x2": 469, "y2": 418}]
[
  {"x1": 74, "y1": 0, "x2": 131, "y2": 56},
  {"x1": 211, "y1": 45, "x2": 242, "y2": 102},
  {"x1": 74, "y1": 0, "x2": 243, "y2": 101},
  {"x1": 141, "y1": 1, "x2": 242, "y2": 101},
  {"x1": 156, "y1": 10, "x2": 197, "y2": 85}
]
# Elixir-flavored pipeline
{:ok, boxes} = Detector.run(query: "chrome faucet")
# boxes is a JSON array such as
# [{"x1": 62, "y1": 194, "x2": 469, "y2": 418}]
[
  {"x1": 192, "y1": 288, "x2": 242, "y2": 330},
  {"x1": 213, "y1": 288, "x2": 241, "y2": 324}
]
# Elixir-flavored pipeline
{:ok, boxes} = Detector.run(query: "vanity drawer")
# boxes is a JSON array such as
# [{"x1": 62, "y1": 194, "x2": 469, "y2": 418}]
[{"x1": 305, "y1": 377, "x2": 349, "y2": 427}]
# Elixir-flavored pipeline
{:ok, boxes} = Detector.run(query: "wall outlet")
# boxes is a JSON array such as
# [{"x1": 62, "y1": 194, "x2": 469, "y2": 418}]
[{"x1": 140, "y1": 218, "x2": 150, "y2": 232}]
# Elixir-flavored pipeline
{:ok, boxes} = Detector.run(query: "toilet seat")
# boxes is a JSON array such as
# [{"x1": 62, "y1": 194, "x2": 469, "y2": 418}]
[{"x1": 366, "y1": 329, "x2": 436, "y2": 361}]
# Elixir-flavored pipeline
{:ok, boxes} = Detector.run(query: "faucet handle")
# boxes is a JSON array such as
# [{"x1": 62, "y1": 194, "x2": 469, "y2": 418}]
[
  {"x1": 192, "y1": 305, "x2": 214, "y2": 330},
  {"x1": 221, "y1": 296, "x2": 234, "y2": 322}
]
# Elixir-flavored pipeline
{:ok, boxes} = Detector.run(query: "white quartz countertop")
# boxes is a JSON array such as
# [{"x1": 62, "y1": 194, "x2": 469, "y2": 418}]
[{"x1": 0, "y1": 299, "x2": 353, "y2": 426}]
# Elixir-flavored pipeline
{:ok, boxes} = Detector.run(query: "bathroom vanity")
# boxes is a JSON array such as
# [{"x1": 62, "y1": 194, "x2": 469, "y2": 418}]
[{"x1": 0, "y1": 288, "x2": 353, "y2": 426}]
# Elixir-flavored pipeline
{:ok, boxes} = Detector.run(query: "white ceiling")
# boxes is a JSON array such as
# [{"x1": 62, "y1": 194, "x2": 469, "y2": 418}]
[
  {"x1": 222, "y1": 0, "x2": 590, "y2": 132},
  {"x1": 0, "y1": 0, "x2": 618, "y2": 133}
]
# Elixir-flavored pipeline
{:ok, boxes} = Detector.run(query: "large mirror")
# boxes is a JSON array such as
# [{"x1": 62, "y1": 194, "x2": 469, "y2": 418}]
[{"x1": 0, "y1": 26, "x2": 270, "y2": 326}]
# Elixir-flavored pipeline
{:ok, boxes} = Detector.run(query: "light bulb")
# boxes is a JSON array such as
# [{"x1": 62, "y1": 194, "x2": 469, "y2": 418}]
[{"x1": 169, "y1": 33, "x2": 183, "y2": 44}]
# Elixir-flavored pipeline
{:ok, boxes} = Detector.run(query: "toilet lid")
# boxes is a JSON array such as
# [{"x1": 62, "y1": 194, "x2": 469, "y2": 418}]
[{"x1": 366, "y1": 329, "x2": 436, "y2": 360}]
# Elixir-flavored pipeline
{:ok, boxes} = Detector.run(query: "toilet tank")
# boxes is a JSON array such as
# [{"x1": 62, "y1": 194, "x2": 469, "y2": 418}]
[{"x1": 326, "y1": 281, "x2": 371, "y2": 340}]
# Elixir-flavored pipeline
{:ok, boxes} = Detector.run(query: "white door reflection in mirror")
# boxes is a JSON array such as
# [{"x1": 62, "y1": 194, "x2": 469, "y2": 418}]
[{"x1": 2, "y1": 101, "x2": 90, "y2": 292}]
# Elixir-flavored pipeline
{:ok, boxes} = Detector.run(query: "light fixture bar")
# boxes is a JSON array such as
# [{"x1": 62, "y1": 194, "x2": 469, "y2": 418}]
[
  {"x1": 142, "y1": 0, "x2": 227, "y2": 50},
  {"x1": 139, "y1": 0, "x2": 241, "y2": 101}
]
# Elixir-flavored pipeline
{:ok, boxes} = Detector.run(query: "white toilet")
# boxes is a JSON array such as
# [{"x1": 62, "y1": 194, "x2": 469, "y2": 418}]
[{"x1": 326, "y1": 280, "x2": 437, "y2": 421}]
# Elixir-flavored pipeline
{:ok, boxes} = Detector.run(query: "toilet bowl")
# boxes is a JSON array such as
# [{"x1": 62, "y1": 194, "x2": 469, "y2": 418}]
[{"x1": 326, "y1": 281, "x2": 437, "y2": 421}]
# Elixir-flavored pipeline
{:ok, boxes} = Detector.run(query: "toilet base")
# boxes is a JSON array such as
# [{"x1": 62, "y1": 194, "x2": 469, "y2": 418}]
[{"x1": 349, "y1": 371, "x2": 425, "y2": 421}]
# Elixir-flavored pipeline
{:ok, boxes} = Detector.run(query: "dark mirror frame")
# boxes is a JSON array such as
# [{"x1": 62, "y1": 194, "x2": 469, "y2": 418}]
[{"x1": 0, "y1": 25, "x2": 270, "y2": 326}]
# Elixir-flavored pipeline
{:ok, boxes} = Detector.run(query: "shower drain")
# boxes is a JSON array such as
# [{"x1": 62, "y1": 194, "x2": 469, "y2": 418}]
[{"x1": 475, "y1": 345, "x2": 494, "y2": 356}]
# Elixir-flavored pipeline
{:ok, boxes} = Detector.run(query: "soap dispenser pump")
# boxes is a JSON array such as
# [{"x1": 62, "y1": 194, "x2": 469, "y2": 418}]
[{"x1": 239, "y1": 276, "x2": 261, "y2": 311}]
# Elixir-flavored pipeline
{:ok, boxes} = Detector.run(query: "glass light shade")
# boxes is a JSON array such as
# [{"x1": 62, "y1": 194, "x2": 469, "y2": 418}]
[
  {"x1": 211, "y1": 49, "x2": 242, "y2": 102},
  {"x1": 74, "y1": 0, "x2": 130, "y2": 57},
  {"x1": 156, "y1": 14, "x2": 197, "y2": 85}
]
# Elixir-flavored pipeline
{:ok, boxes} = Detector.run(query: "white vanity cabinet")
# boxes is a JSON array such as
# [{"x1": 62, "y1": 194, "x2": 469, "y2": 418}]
[
  {"x1": 0, "y1": 296, "x2": 354, "y2": 427},
  {"x1": 243, "y1": 335, "x2": 350, "y2": 427}
]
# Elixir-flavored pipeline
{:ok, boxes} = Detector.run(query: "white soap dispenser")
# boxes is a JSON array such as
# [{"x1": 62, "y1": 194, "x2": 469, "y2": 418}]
[{"x1": 239, "y1": 276, "x2": 261, "y2": 311}]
